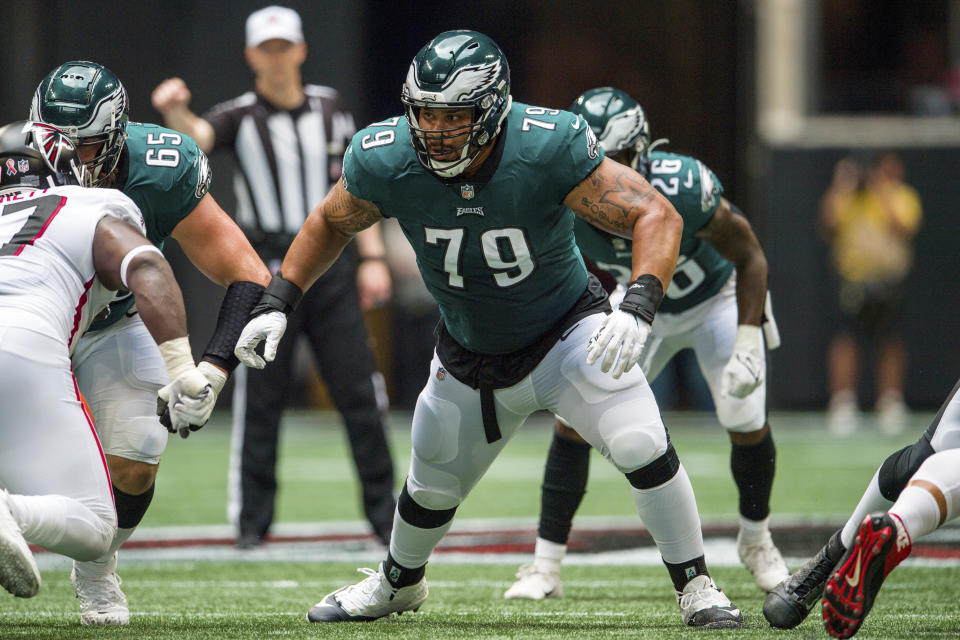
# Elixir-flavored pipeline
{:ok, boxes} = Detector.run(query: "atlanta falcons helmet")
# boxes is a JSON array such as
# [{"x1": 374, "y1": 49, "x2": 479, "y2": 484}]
[{"x1": 0, "y1": 120, "x2": 89, "y2": 196}]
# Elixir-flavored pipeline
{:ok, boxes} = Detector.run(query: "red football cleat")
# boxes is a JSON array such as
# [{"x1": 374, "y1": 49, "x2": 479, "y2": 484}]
[{"x1": 822, "y1": 513, "x2": 912, "y2": 638}]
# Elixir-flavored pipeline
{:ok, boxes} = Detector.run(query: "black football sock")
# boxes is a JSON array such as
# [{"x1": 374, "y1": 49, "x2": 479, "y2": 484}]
[
  {"x1": 538, "y1": 431, "x2": 591, "y2": 544},
  {"x1": 731, "y1": 430, "x2": 775, "y2": 521}
]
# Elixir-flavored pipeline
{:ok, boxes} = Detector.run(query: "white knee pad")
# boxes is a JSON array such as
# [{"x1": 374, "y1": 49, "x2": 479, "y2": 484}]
[
  {"x1": 715, "y1": 390, "x2": 767, "y2": 433},
  {"x1": 596, "y1": 397, "x2": 669, "y2": 472},
  {"x1": 405, "y1": 470, "x2": 463, "y2": 512}
]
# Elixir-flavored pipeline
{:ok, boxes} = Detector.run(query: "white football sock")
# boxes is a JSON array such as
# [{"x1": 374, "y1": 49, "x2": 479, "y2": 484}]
[
  {"x1": 841, "y1": 469, "x2": 893, "y2": 548},
  {"x1": 388, "y1": 511, "x2": 453, "y2": 570},
  {"x1": 532, "y1": 537, "x2": 566, "y2": 572},
  {"x1": 738, "y1": 515, "x2": 770, "y2": 545},
  {"x1": 7, "y1": 493, "x2": 113, "y2": 561},
  {"x1": 81, "y1": 526, "x2": 136, "y2": 567},
  {"x1": 630, "y1": 464, "x2": 704, "y2": 564}
]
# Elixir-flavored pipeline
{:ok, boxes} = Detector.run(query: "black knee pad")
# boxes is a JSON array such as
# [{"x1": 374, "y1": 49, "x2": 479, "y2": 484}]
[
  {"x1": 397, "y1": 482, "x2": 457, "y2": 529},
  {"x1": 625, "y1": 444, "x2": 680, "y2": 490},
  {"x1": 877, "y1": 435, "x2": 935, "y2": 501}
]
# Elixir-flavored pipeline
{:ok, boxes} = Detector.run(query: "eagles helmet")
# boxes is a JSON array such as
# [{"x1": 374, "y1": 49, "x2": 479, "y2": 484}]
[
  {"x1": 402, "y1": 30, "x2": 512, "y2": 178},
  {"x1": 0, "y1": 120, "x2": 89, "y2": 196},
  {"x1": 569, "y1": 87, "x2": 653, "y2": 174},
  {"x1": 30, "y1": 61, "x2": 129, "y2": 186}
]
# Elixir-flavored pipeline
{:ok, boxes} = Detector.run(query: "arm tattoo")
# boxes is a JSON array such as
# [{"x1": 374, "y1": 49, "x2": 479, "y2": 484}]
[
  {"x1": 577, "y1": 167, "x2": 656, "y2": 236},
  {"x1": 325, "y1": 188, "x2": 383, "y2": 235}
]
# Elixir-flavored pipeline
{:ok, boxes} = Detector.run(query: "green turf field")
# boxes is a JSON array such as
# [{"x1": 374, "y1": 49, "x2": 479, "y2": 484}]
[
  {"x1": 3, "y1": 563, "x2": 958, "y2": 639},
  {"x1": 4, "y1": 409, "x2": 958, "y2": 639},
  {"x1": 142, "y1": 409, "x2": 926, "y2": 526}
]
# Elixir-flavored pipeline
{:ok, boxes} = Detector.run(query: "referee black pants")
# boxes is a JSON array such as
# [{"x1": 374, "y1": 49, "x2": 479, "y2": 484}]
[{"x1": 231, "y1": 253, "x2": 396, "y2": 544}]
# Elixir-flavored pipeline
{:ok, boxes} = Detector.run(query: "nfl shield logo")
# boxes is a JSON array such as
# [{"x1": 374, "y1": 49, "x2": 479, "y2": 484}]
[
  {"x1": 436, "y1": 367, "x2": 446, "y2": 381},
  {"x1": 17, "y1": 160, "x2": 29, "y2": 173},
  {"x1": 460, "y1": 184, "x2": 475, "y2": 200}
]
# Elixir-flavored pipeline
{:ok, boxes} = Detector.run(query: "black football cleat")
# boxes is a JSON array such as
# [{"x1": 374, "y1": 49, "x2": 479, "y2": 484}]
[{"x1": 763, "y1": 528, "x2": 845, "y2": 628}]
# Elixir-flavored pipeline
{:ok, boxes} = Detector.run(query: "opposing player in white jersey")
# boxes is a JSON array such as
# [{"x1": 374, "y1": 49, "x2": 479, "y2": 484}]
[{"x1": 0, "y1": 121, "x2": 214, "y2": 601}]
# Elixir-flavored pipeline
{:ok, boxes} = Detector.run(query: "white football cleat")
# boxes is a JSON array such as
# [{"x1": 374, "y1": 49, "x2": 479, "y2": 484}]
[
  {"x1": 676, "y1": 575, "x2": 743, "y2": 629},
  {"x1": 307, "y1": 563, "x2": 428, "y2": 622},
  {"x1": 71, "y1": 552, "x2": 130, "y2": 626},
  {"x1": 0, "y1": 490, "x2": 40, "y2": 598},
  {"x1": 504, "y1": 563, "x2": 563, "y2": 600},
  {"x1": 738, "y1": 529, "x2": 790, "y2": 592}
]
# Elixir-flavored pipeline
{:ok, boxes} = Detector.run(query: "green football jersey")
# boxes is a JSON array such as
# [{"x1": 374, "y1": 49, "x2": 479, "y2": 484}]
[
  {"x1": 90, "y1": 122, "x2": 211, "y2": 330},
  {"x1": 342, "y1": 103, "x2": 603, "y2": 354},
  {"x1": 573, "y1": 150, "x2": 733, "y2": 314}
]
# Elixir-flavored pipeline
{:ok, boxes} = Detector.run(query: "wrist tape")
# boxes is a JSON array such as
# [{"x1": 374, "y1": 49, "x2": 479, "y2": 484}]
[
  {"x1": 618, "y1": 274, "x2": 664, "y2": 324},
  {"x1": 251, "y1": 272, "x2": 303, "y2": 317},
  {"x1": 157, "y1": 336, "x2": 195, "y2": 381}
]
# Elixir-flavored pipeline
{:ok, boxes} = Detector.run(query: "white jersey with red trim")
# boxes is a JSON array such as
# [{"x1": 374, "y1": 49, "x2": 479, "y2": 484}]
[{"x1": 0, "y1": 185, "x2": 146, "y2": 354}]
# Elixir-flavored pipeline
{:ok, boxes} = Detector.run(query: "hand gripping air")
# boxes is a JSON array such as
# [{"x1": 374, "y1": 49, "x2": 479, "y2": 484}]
[
  {"x1": 586, "y1": 274, "x2": 663, "y2": 379},
  {"x1": 234, "y1": 273, "x2": 303, "y2": 369},
  {"x1": 720, "y1": 324, "x2": 765, "y2": 398}
]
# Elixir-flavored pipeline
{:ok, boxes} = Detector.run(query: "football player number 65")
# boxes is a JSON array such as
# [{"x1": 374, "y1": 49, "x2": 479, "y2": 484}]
[{"x1": 144, "y1": 132, "x2": 182, "y2": 168}]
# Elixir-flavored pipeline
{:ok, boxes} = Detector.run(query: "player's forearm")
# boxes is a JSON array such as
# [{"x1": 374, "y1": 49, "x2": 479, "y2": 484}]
[
  {"x1": 126, "y1": 255, "x2": 190, "y2": 345},
  {"x1": 162, "y1": 109, "x2": 215, "y2": 154},
  {"x1": 733, "y1": 246, "x2": 767, "y2": 326},
  {"x1": 280, "y1": 211, "x2": 353, "y2": 291},
  {"x1": 630, "y1": 202, "x2": 682, "y2": 288}
]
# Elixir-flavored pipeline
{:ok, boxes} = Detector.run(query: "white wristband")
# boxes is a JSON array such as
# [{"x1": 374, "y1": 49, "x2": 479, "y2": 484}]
[
  {"x1": 157, "y1": 336, "x2": 195, "y2": 382},
  {"x1": 734, "y1": 324, "x2": 764, "y2": 350},
  {"x1": 120, "y1": 245, "x2": 164, "y2": 289}
]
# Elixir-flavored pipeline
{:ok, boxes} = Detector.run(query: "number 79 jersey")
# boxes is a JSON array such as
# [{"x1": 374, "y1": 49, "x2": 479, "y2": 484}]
[
  {"x1": 574, "y1": 150, "x2": 733, "y2": 314},
  {"x1": 0, "y1": 186, "x2": 146, "y2": 354},
  {"x1": 342, "y1": 103, "x2": 604, "y2": 355}
]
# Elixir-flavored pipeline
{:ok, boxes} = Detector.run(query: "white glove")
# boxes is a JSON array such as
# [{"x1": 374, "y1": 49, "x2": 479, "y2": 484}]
[
  {"x1": 197, "y1": 361, "x2": 229, "y2": 395},
  {"x1": 158, "y1": 367, "x2": 215, "y2": 437},
  {"x1": 586, "y1": 310, "x2": 651, "y2": 379},
  {"x1": 721, "y1": 324, "x2": 765, "y2": 398},
  {"x1": 234, "y1": 311, "x2": 287, "y2": 369}
]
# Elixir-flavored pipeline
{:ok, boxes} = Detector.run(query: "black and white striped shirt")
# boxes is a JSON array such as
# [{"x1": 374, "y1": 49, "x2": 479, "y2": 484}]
[{"x1": 204, "y1": 85, "x2": 355, "y2": 237}]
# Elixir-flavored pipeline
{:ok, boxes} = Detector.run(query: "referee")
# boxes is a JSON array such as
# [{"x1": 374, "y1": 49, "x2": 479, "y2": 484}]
[{"x1": 152, "y1": 5, "x2": 396, "y2": 547}]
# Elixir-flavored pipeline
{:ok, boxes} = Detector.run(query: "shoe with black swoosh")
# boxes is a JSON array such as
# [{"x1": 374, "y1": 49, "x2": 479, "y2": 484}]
[
  {"x1": 763, "y1": 528, "x2": 845, "y2": 628},
  {"x1": 822, "y1": 513, "x2": 912, "y2": 638},
  {"x1": 307, "y1": 563, "x2": 427, "y2": 622}
]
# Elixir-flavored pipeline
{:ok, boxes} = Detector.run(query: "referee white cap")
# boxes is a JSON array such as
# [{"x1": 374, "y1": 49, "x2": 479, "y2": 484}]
[{"x1": 246, "y1": 6, "x2": 304, "y2": 48}]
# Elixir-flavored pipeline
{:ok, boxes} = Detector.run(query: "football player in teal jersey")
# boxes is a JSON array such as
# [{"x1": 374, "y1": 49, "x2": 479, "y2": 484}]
[
  {"x1": 236, "y1": 32, "x2": 742, "y2": 629},
  {"x1": 504, "y1": 87, "x2": 788, "y2": 601},
  {"x1": 31, "y1": 61, "x2": 271, "y2": 626}
]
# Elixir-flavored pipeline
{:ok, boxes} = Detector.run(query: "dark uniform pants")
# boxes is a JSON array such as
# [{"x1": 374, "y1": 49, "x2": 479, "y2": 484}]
[{"x1": 232, "y1": 248, "x2": 395, "y2": 543}]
